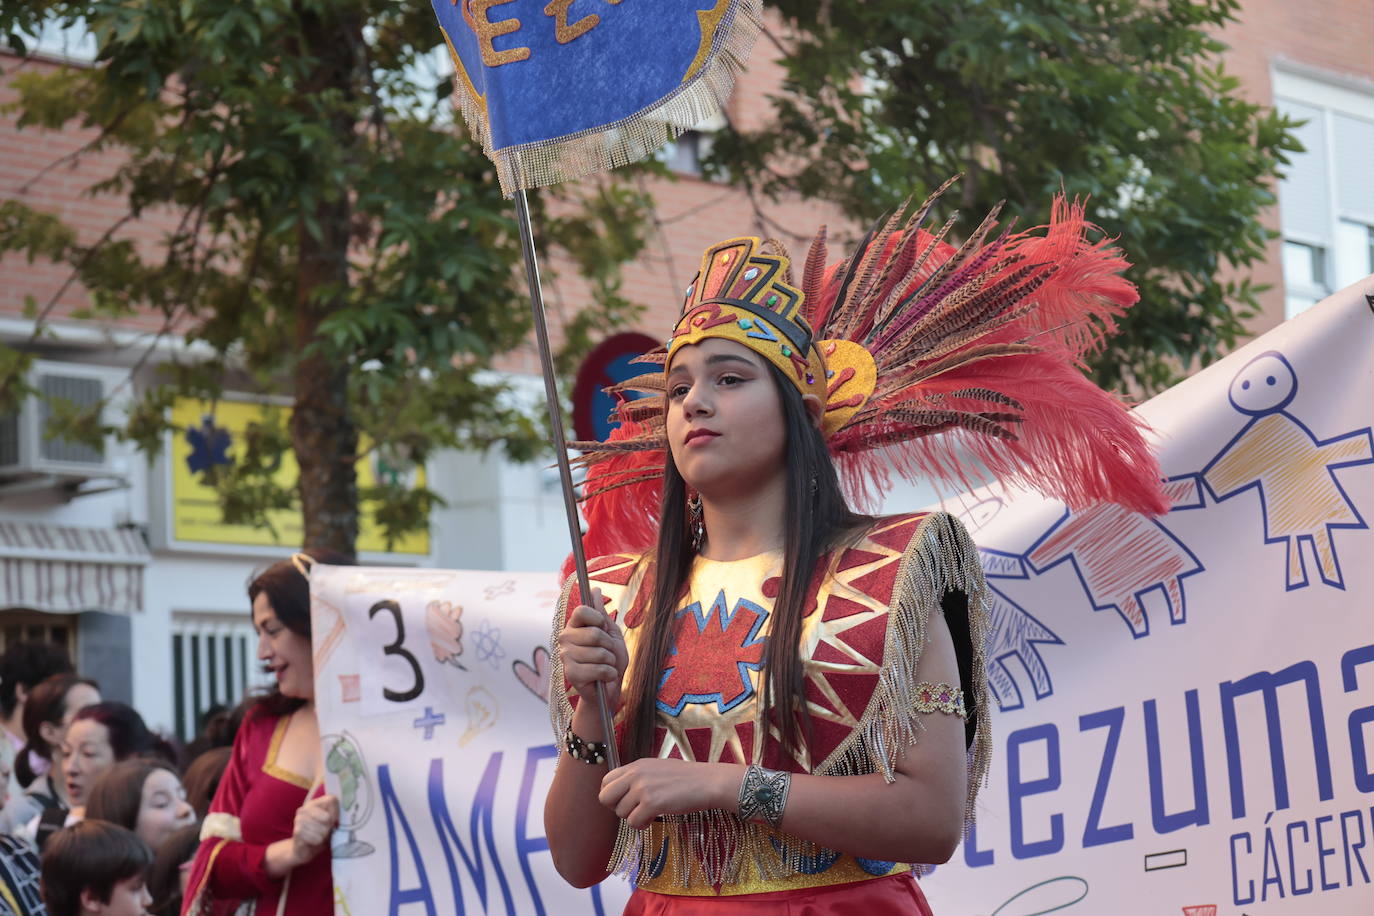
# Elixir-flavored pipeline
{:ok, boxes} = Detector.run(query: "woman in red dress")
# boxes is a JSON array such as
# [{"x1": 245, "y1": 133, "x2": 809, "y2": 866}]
[{"x1": 181, "y1": 549, "x2": 352, "y2": 916}]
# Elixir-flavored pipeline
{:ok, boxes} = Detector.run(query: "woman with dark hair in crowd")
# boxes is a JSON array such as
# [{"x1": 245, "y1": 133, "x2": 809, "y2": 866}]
[
  {"x1": 0, "y1": 674, "x2": 100, "y2": 840},
  {"x1": 182, "y1": 548, "x2": 352, "y2": 916},
  {"x1": 14, "y1": 675, "x2": 101, "y2": 794},
  {"x1": 61, "y1": 702, "x2": 175, "y2": 823},
  {"x1": 85, "y1": 760, "x2": 196, "y2": 853}
]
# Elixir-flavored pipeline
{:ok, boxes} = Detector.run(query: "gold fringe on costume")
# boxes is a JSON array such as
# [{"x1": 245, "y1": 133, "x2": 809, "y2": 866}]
[{"x1": 549, "y1": 513, "x2": 992, "y2": 891}]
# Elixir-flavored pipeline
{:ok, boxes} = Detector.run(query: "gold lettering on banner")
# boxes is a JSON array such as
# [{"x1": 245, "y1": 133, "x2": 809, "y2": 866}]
[
  {"x1": 543, "y1": 0, "x2": 600, "y2": 43},
  {"x1": 465, "y1": 0, "x2": 531, "y2": 66}
]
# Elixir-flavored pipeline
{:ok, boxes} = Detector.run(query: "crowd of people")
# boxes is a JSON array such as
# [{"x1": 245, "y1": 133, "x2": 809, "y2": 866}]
[{"x1": 0, "y1": 549, "x2": 347, "y2": 916}]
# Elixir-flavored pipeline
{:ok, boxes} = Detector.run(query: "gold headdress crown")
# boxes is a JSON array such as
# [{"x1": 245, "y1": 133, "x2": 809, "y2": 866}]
[
  {"x1": 669, "y1": 238, "x2": 824, "y2": 399},
  {"x1": 667, "y1": 237, "x2": 876, "y2": 436}
]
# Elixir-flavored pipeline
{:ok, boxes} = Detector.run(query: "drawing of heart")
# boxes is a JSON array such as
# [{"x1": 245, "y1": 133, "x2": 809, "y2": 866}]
[{"x1": 512, "y1": 646, "x2": 550, "y2": 702}]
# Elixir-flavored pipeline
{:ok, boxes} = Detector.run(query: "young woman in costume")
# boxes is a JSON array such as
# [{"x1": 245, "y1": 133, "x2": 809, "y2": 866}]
[
  {"x1": 546, "y1": 185, "x2": 1167, "y2": 912},
  {"x1": 180, "y1": 549, "x2": 351, "y2": 916}
]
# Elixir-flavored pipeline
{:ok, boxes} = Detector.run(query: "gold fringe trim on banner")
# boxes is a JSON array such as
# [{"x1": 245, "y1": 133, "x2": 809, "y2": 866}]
[{"x1": 448, "y1": 0, "x2": 764, "y2": 196}]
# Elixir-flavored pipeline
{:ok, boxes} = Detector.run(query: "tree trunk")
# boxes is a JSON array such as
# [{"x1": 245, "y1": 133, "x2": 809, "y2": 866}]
[{"x1": 291, "y1": 7, "x2": 363, "y2": 558}]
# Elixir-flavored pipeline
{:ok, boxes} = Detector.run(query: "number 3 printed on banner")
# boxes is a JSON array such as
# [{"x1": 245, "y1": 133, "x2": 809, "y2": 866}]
[{"x1": 368, "y1": 600, "x2": 425, "y2": 702}]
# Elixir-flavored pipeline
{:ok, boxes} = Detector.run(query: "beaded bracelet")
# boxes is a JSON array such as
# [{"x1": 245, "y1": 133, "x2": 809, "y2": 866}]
[
  {"x1": 563, "y1": 724, "x2": 610, "y2": 765},
  {"x1": 737, "y1": 764, "x2": 791, "y2": 829},
  {"x1": 914, "y1": 682, "x2": 967, "y2": 718}
]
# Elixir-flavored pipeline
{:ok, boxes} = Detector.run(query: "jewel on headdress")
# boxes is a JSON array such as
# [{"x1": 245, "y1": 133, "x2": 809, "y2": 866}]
[
  {"x1": 738, "y1": 318, "x2": 754, "y2": 329},
  {"x1": 743, "y1": 267, "x2": 759, "y2": 280},
  {"x1": 780, "y1": 346, "x2": 792, "y2": 357},
  {"x1": 767, "y1": 295, "x2": 778, "y2": 306},
  {"x1": 826, "y1": 370, "x2": 835, "y2": 379},
  {"x1": 721, "y1": 253, "x2": 731, "y2": 263},
  {"x1": 806, "y1": 373, "x2": 815, "y2": 385}
]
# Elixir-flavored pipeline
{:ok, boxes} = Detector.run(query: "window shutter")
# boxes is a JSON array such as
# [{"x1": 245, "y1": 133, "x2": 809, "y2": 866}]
[{"x1": 1277, "y1": 100, "x2": 1332, "y2": 243}]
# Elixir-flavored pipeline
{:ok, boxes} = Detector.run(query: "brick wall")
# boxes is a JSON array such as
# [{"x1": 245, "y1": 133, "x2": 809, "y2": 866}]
[{"x1": 1, "y1": 52, "x2": 178, "y2": 334}]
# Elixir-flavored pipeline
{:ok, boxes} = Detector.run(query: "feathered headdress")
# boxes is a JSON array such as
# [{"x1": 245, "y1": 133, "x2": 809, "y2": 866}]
[{"x1": 569, "y1": 178, "x2": 1167, "y2": 560}]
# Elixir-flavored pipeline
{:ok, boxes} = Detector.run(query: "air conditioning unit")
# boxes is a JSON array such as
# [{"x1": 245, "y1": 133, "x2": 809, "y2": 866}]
[{"x1": 0, "y1": 360, "x2": 128, "y2": 486}]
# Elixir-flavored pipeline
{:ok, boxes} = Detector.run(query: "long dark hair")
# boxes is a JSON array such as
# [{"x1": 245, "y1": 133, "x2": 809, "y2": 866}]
[
  {"x1": 247, "y1": 547, "x2": 354, "y2": 717},
  {"x1": 147, "y1": 822, "x2": 200, "y2": 915},
  {"x1": 621, "y1": 362, "x2": 870, "y2": 761},
  {"x1": 17, "y1": 674, "x2": 99, "y2": 787}
]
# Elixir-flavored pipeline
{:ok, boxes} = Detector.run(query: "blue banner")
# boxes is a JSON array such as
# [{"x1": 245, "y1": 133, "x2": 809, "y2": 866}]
[{"x1": 431, "y1": 0, "x2": 760, "y2": 194}]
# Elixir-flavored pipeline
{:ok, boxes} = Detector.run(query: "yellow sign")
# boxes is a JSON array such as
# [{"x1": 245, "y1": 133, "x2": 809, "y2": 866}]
[{"x1": 170, "y1": 399, "x2": 429, "y2": 555}]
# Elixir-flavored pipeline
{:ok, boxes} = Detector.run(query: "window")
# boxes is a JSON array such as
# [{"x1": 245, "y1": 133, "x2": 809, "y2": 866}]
[
  {"x1": 659, "y1": 112, "x2": 727, "y2": 177},
  {"x1": 170, "y1": 614, "x2": 271, "y2": 742},
  {"x1": 1281, "y1": 240, "x2": 1327, "y2": 318},
  {"x1": 1274, "y1": 69, "x2": 1374, "y2": 318},
  {"x1": 664, "y1": 130, "x2": 712, "y2": 175},
  {"x1": 15, "y1": 17, "x2": 96, "y2": 62},
  {"x1": 0, "y1": 611, "x2": 76, "y2": 659},
  {"x1": 1335, "y1": 219, "x2": 1374, "y2": 287}
]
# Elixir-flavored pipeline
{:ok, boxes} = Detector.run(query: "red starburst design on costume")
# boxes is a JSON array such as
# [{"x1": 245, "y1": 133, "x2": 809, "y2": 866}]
[{"x1": 658, "y1": 593, "x2": 768, "y2": 715}]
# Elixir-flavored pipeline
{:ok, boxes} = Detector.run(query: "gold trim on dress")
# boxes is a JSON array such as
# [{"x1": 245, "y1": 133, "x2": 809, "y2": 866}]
[
  {"x1": 263, "y1": 715, "x2": 314, "y2": 791},
  {"x1": 183, "y1": 837, "x2": 229, "y2": 915}
]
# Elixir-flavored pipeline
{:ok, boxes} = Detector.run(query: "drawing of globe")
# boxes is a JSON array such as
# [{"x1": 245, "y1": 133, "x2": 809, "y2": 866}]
[{"x1": 324, "y1": 731, "x2": 375, "y2": 858}]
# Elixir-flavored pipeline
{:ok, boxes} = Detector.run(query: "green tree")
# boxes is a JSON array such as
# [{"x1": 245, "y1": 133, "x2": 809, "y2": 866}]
[
  {"x1": 1, "y1": 0, "x2": 651, "y2": 554},
  {"x1": 709, "y1": 0, "x2": 1300, "y2": 392}
]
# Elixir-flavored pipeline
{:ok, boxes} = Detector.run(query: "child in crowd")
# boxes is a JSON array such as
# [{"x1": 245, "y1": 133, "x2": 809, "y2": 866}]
[
  {"x1": 40, "y1": 820, "x2": 152, "y2": 916},
  {"x1": 85, "y1": 761, "x2": 195, "y2": 854}
]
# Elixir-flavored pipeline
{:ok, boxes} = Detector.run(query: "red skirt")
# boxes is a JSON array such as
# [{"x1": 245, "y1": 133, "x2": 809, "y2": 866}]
[{"x1": 623, "y1": 874, "x2": 934, "y2": 915}]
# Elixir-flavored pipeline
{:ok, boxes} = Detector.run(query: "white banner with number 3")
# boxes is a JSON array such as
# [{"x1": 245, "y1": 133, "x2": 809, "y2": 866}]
[{"x1": 310, "y1": 565, "x2": 632, "y2": 916}]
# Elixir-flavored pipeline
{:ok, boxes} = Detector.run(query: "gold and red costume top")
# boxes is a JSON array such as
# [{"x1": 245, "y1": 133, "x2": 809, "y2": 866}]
[{"x1": 550, "y1": 511, "x2": 991, "y2": 897}]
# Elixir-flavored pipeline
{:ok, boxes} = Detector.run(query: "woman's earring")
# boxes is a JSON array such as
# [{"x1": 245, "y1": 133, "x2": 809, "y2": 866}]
[{"x1": 688, "y1": 493, "x2": 704, "y2": 551}]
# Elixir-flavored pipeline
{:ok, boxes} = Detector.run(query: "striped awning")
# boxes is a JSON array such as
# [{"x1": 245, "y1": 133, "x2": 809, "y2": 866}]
[{"x1": 0, "y1": 521, "x2": 149, "y2": 614}]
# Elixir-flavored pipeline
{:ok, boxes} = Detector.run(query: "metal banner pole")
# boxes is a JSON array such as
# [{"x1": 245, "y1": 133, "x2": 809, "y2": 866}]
[{"x1": 512, "y1": 188, "x2": 620, "y2": 770}]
